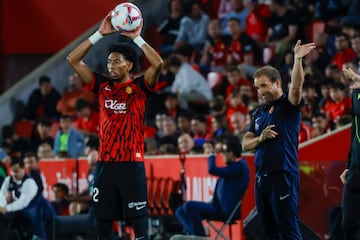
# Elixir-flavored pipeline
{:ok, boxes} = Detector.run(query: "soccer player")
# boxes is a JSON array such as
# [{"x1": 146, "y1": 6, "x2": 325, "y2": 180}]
[
  {"x1": 242, "y1": 40, "x2": 316, "y2": 239},
  {"x1": 340, "y1": 66, "x2": 360, "y2": 240},
  {"x1": 67, "y1": 11, "x2": 163, "y2": 240}
]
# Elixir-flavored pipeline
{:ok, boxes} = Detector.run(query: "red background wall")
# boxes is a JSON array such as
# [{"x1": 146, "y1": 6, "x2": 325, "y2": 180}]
[{"x1": 1, "y1": 0, "x2": 124, "y2": 54}]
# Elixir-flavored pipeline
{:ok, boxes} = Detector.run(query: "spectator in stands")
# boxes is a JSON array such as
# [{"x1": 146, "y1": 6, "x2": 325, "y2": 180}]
[
  {"x1": 229, "y1": 111, "x2": 248, "y2": 141},
  {"x1": 226, "y1": 17, "x2": 260, "y2": 71},
  {"x1": 37, "y1": 143, "x2": 54, "y2": 159},
  {"x1": 301, "y1": 81, "x2": 320, "y2": 123},
  {"x1": 209, "y1": 95, "x2": 227, "y2": 117},
  {"x1": 29, "y1": 118, "x2": 54, "y2": 153},
  {"x1": 298, "y1": 121, "x2": 313, "y2": 143},
  {"x1": 314, "y1": 0, "x2": 346, "y2": 22},
  {"x1": 325, "y1": 64, "x2": 342, "y2": 82},
  {"x1": 220, "y1": 0, "x2": 250, "y2": 35},
  {"x1": 144, "y1": 137, "x2": 160, "y2": 156},
  {"x1": 175, "y1": 136, "x2": 250, "y2": 236},
  {"x1": 217, "y1": 0, "x2": 232, "y2": 20},
  {"x1": 319, "y1": 78, "x2": 335, "y2": 114},
  {"x1": 177, "y1": 133, "x2": 196, "y2": 154},
  {"x1": 331, "y1": 32, "x2": 356, "y2": 70},
  {"x1": 335, "y1": 114, "x2": 353, "y2": 129},
  {"x1": 0, "y1": 157, "x2": 54, "y2": 239},
  {"x1": 1, "y1": 124, "x2": 29, "y2": 159},
  {"x1": 211, "y1": 114, "x2": 229, "y2": 139},
  {"x1": 75, "y1": 98, "x2": 99, "y2": 137},
  {"x1": 68, "y1": 150, "x2": 97, "y2": 215},
  {"x1": 200, "y1": 19, "x2": 231, "y2": 73},
  {"x1": 311, "y1": 112, "x2": 331, "y2": 138},
  {"x1": 157, "y1": 0, "x2": 184, "y2": 53},
  {"x1": 203, "y1": 140, "x2": 215, "y2": 155},
  {"x1": 244, "y1": 0, "x2": 271, "y2": 44},
  {"x1": 56, "y1": 73, "x2": 97, "y2": 117},
  {"x1": 158, "y1": 136, "x2": 178, "y2": 154},
  {"x1": 224, "y1": 65, "x2": 254, "y2": 98},
  {"x1": 325, "y1": 82, "x2": 352, "y2": 124},
  {"x1": 168, "y1": 55, "x2": 213, "y2": 109},
  {"x1": 51, "y1": 182, "x2": 71, "y2": 216},
  {"x1": 342, "y1": 20, "x2": 360, "y2": 40},
  {"x1": 174, "y1": 0, "x2": 210, "y2": 53},
  {"x1": 163, "y1": 91, "x2": 188, "y2": 121},
  {"x1": 177, "y1": 111, "x2": 193, "y2": 134},
  {"x1": 266, "y1": 0, "x2": 299, "y2": 67},
  {"x1": 158, "y1": 116, "x2": 180, "y2": 149},
  {"x1": 53, "y1": 115, "x2": 85, "y2": 158},
  {"x1": 190, "y1": 114, "x2": 212, "y2": 148},
  {"x1": 239, "y1": 83, "x2": 258, "y2": 111},
  {"x1": 25, "y1": 75, "x2": 61, "y2": 121},
  {"x1": 23, "y1": 152, "x2": 44, "y2": 195},
  {"x1": 226, "y1": 88, "x2": 249, "y2": 126},
  {"x1": 154, "y1": 111, "x2": 167, "y2": 139}
]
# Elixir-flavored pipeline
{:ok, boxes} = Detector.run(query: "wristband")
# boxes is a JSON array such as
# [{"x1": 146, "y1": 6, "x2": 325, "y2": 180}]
[
  {"x1": 133, "y1": 36, "x2": 146, "y2": 48},
  {"x1": 88, "y1": 31, "x2": 103, "y2": 45}
]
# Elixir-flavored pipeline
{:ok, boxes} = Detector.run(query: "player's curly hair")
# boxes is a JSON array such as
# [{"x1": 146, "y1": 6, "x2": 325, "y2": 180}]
[{"x1": 108, "y1": 43, "x2": 138, "y2": 72}]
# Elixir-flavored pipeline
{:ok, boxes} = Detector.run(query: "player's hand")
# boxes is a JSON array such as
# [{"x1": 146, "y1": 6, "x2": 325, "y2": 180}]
[
  {"x1": 293, "y1": 40, "x2": 316, "y2": 59},
  {"x1": 340, "y1": 169, "x2": 349, "y2": 184},
  {"x1": 343, "y1": 67, "x2": 360, "y2": 89},
  {"x1": 121, "y1": 19, "x2": 143, "y2": 40},
  {"x1": 259, "y1": 124, "x2": 278, "y2": 142},
  {"x1": 99, "y1": 11, "x2": 118, "y2": 35}
]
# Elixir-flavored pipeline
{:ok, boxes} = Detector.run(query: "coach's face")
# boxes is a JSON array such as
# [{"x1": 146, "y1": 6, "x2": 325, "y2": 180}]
[
  {"x1": 254, "y1": 75, "x2": 282, "y2": 103},
  {"x1": 107, "y1": 52, "x2": 133, "y2": 81}
]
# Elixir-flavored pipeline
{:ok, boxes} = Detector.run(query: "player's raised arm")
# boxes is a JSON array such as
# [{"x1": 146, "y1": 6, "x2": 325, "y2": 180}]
[
  {"x1": 67, "y1": 11, "x2": 116, "y2": 84},
  {"x1": 288, "y1": 40, "x2": 316, "y2": 106},
  {"x1": 122, "y1": 20, "x2": 164, "y2": 88}
]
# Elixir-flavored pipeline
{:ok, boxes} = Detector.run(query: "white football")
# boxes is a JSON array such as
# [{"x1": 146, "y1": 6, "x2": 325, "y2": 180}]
[{"x1": 111, "y1": 2, "x2": 142, "y2": 32}]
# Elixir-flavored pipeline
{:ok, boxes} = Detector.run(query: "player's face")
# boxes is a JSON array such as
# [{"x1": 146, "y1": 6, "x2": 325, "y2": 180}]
[
  {"x1": 254, "y1": 75, "x2": 281, "y2": 103},
  {"x1": 107, "y1": 52, "x2": 132, "y2": 81}
]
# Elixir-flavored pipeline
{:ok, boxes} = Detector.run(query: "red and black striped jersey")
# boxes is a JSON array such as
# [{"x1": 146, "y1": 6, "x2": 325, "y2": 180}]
[{"x1": 86, "y1": 72, "x2": 154, "y2": 162}]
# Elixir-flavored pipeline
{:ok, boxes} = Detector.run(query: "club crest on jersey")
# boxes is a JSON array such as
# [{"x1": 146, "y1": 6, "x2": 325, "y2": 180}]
[
  {"x1": 105, "y1": 99, "x2": 127, "y2": 114},
  {"x1": 126, "y1": 86, "x2": 133, "y2": 94}
]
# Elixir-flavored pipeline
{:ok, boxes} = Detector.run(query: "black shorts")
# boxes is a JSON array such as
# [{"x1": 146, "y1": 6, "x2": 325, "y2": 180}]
[{"x1": 92, "y1": 161, "x2": 147, "y2": 220}]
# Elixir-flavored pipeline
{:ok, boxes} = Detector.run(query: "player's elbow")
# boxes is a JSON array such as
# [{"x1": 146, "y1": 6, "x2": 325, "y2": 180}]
[
  {"x1": 154, "y1": 58, "x2": 164, "y2": 70},
  {"x1": 66, "y1": 54, "x2": 76, "y2": 66}
]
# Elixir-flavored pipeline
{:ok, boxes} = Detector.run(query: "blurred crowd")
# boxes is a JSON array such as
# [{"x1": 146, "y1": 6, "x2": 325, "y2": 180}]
[{"x1": 0, "y1": 0, "x2": 359, "y2": 164}]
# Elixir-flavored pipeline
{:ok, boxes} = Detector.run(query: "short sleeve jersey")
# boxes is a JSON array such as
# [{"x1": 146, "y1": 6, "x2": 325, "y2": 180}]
[
  {"x1": 86, "y1": 73, "x2": 153, "y2": 162},
  {"x1": 249, "y1": 94, "x2": 300, "y2": 174}
]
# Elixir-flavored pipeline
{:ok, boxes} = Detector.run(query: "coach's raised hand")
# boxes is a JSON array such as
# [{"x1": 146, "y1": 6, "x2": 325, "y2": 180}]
[{"x1": 293, "y1": 40, "x2": 316, "y2": 60}]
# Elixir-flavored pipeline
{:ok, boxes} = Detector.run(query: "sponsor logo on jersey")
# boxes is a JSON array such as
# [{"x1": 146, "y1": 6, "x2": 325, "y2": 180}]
[
  {"x1": 105, "y1": 99, "x2": 127, "y2": 114},
  {"x1": 128, "y1": 201, "x2": 147, "y2": 210}
]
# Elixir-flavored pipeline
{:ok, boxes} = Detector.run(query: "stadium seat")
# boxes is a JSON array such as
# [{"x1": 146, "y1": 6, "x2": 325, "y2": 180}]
[
  {"x1": 161, "y1": 177, "x2": 176, "y2": 215},
  {"x1": 14, "y1": 120, "x2": 34, "y2": 138},
  {"x1": 206, "y1": 200, "x2": 242, "y2": 240}
]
